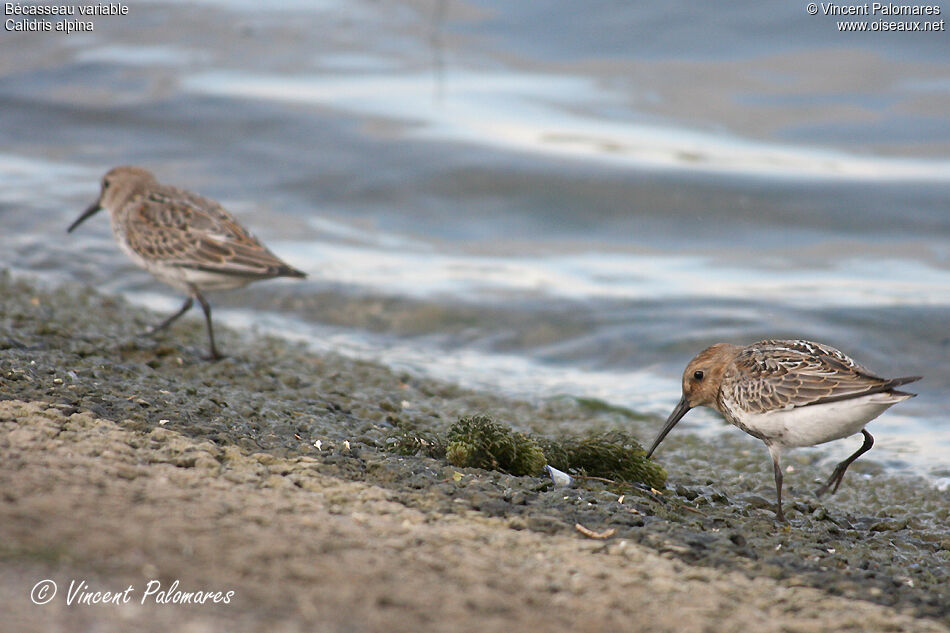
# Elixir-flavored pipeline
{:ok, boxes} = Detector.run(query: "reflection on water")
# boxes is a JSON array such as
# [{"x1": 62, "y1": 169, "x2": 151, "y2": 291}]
[
  {"x1": 185, "y1": 70, "x2": 950, "y2": 181},
  {"x1": 280, "y1": 237, "x2": 950, "y2": 307}
]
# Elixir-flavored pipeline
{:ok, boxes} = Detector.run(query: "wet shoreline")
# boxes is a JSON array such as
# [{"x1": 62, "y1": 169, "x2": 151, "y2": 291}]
[
  {"x1": 4, "y1": 0, "x2": 950, "y2": 475},
  {"x1": 1, "y1": 270, "x2": 948, "y2": 629}
]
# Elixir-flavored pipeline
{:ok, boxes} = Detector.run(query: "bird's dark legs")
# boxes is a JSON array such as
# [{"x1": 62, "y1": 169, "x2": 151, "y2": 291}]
[
  {"x1": 768, "y1": 444, "x2": 786, "y2": 522},
  {"x1": 145, "y1": 293, "x2": 222, "y2": 361},
  {"x1": 817, "y1": 429, "x2": 874, "y2": 497},
  {"x1": 194, "y1": 291, "x2": 223, "y2": 361},
  {"x1": 147, "y1": 296, "x2": 194, "y2": 335}
]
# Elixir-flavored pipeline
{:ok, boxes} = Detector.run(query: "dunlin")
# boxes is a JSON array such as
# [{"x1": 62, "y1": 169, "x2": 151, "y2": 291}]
[
  {"x1": 646, "y1": 339, "x2": 920, "y2": 521},
  {"x1": 68, "y1": 166, "x2": 306, "y2": 360}
]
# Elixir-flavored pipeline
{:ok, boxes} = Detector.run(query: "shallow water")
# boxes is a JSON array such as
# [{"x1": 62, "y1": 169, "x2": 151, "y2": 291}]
[{"x1": 0, "y1": 1, "x2": 948, "y2": 480}]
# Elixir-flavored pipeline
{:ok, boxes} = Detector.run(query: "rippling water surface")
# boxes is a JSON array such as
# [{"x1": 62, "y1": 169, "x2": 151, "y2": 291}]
[{"x1": 1, "y1": 1, "x2": 948, "y2": 480}]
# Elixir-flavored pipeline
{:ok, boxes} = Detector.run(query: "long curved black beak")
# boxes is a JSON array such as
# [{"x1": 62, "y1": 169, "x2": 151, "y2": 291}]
[
  {"x1": 67, "y1": 199, "x2": 102, "y2": 233},
  {"x1": 646, "y1": 395, "x2": 692, "y2": 458}
]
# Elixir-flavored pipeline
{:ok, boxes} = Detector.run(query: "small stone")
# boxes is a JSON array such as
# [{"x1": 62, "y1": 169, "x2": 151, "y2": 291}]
[
  {"x1": 507, "y1": 516, "x2": 527, "y2": 530},
  {"x1": 115, "y1": 465, "x2": 138, "y2": 480},
  {"x1": 525, "y1": 515, "x2": 566, "y2": 534},
  {"x1": 738, "y1": 493, "x2": 772, "y2": 509}
]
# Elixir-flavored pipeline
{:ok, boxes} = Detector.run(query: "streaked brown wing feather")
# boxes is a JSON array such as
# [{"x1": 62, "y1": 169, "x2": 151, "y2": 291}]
[
  {"x1": 189, "y1": 238, "x2": 303, "y2": 278},
  {"x1": 726, "y1": 339, "x2": 916, "y2": 413},
  {"x1": 123, "y1": 186, "x2": 304, "y2": 279}
]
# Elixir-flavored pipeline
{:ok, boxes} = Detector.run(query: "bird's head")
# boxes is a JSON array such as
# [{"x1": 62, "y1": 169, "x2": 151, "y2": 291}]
[
  {"x1": 68, "y1": 166, "x2": 156, "y2": 232},
  {"x1": 646, "y1": 343, "x2": 740, "y2": 458}
]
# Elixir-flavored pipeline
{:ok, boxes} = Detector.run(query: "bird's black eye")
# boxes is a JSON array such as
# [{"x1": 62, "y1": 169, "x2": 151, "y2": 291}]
[{"x1": 693, "y1": 370, "x2": 705, "y2": 381}]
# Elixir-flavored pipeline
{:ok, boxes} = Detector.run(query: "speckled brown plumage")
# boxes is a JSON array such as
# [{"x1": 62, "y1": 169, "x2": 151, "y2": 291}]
[
  {"x1": 647, "y1": 339, "x2": 920, "y2": 522},
  {"x1": 723, "y1": 339, "x2": 918, "y2": 414},
  {"x1": 68, "y1": 166, "x2": 306, "y2": 360},
  {"x1": 122, "y1": 186, "x2": 305, "y2": 280}
]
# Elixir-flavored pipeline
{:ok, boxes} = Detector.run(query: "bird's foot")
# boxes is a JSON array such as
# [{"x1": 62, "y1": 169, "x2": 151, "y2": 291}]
[
  {"x1": 815, "y1": 467, "x2": 846, "y2": 498},
  {"x1": 202, "y1": 348, "x2": 226, "y2": 362}
]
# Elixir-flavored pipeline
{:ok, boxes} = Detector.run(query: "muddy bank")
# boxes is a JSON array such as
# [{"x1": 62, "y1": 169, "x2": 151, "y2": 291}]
[
  {"x1": 1, "y1": 271, "x2": 948, "y2": 631},
  {"x1": 5, "y1": 398, "x2": 948, "y2": 633}
]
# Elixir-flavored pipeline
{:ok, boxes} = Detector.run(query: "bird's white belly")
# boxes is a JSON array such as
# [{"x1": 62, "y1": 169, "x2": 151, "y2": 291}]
[
  {"x1": 147, "y1": 262, "x2": 253, "y2": 292},
  {"x1": 731, "y1": 393, "x2": 910, "y2": 448},
  {"x1": 115, "y1": 240, "x2": 251, "y2": 292}
]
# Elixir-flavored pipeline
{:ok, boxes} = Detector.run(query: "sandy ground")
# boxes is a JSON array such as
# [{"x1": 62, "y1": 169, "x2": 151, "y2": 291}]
[{"x1": 1, "y1": 398, "x2": 948, "y2": 633}]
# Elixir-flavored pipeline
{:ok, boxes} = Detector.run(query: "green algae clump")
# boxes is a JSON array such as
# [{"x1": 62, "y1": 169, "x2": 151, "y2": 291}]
[
  {"x1": 539, "y1": 430, "x2": 666, "y2": 490},
  {"x1": 390, "y1": 415, "x2": 666, "y2": 488},
  {"x1": 445, "y1": 415, "x2": 547, "y2": 477}
]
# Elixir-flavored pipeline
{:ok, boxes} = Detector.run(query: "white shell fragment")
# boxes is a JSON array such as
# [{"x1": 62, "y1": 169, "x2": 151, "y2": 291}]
[{"x1": 545, "y1": 464, "x2": 574, "y2": 488}]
